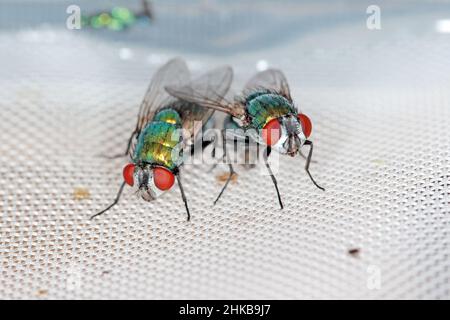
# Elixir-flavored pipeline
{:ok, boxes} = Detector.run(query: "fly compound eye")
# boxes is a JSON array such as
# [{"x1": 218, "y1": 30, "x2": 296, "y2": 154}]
[
  {"x1": 262, "y1": 118, "x2": 282, "y2": 146},
  {"x1": 153, "y1": 167, "x2": 175, "y2": 191},
  {"x1": 122, "y1": 163, "x2": 136, "y2": 186},
  {"x1": 298, "y1": 113, "x2": 312, "y2": 138}
]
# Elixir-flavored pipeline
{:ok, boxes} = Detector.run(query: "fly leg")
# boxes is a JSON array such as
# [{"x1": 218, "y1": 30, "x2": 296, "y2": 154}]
[
  {"x1": 299, "y1": 149, "x2": 317, "y2": 163},
  {"x1": 175, "y1": 134, "x2": 218, "y2": 221},
  {"x1": 176, "y1": 172, "x2": 190, "y2": 221},
  {"x1": 208, "y1": 122, "x2": 247, "y2": 172},
  {"x1": 98, "y1": 129, "x2": 138, "y2": 159},
  {"x1": 122, "y1": 129, "x2": 138, "y2": 157},
  {"x1": 105, "y1": 129, "x2": 138, "y2": 159},
  {"x1": 190, "y1": 133, "x2": 217, "y2": 157},
  {"x1": 263, "y1": 146, "x2": 284, "y2": 209},
  {"x1": 141, "y1": 0, "x2": 153, "y2": 20},
  {"x1": 213, "y1": 129, "x2": 236, "y2": 205},
  {"x1": 90, "y1": 181, "x2": 126, "y2": 220},
  {"x1": 303, "y1": 140, "x2": 325, "y2": 191},
  {"x1": 242, "y1": 136, "x2": 258, "y2": 169}
]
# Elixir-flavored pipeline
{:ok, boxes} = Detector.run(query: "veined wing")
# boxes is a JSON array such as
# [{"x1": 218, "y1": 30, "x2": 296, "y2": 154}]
[
  {"x1": 170, "y1": 101, "x2": 215, "y2": 147},
  {"x1": 165, "y1": 66, "x2": 244, "y2": 118},
  {"x1": 244, "y1": 69, "x2": 292, "y2": 102},
  {"x1": 135, "y1": 58, "x2": 190, "y2": 134}
]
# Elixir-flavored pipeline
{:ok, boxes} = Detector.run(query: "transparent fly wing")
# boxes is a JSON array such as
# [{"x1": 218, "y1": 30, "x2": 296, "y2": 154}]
[
  {"x1": 169, "y1": 101, "x2": 215, "y2": 147},
  {"x1": 128, "y1": 58, "x2": 190, "y2": 156},
  {"x1": 244, "y1": 69, "x2": 292, "y2": 102},
  {"x1": 167, "y1": 66, "x2": 234, "y2": 145},
  {"x1": 135, "y1": 58, "x2": 190, "y2": 134},
  {"x1": 166, "y1": 66, "x2": 243, "y2": 118}
]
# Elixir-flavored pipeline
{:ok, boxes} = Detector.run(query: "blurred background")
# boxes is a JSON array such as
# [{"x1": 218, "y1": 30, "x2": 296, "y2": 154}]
[{"x1": 0, "y1": 0, "x2": 449, "y2": 299}]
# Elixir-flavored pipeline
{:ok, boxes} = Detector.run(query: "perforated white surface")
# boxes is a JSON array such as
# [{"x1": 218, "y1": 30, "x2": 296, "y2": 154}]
[{"x1": 0, "y1": 2, "x2": 449, "y2": 300}]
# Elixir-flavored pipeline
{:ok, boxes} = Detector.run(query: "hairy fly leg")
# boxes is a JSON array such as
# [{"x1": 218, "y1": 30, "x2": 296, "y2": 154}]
[
  {"x1": 303, "y1": 140, "x2": 325, "y2": 191},
  {"x1": 98, "y1": 129, "x2": 139, "y2": 159},
  {"x1": 176, "y1": 171, "x2": 190, "y2": 221},
  {"x1": 263, "y1": 146, "x2": 284, "y2": 209},
  {"x1": 213, "y1": 129, "x2": 239, "y2": 205},
  {"x1": 90, "y1": 181, "x2": 127, "y2": 219}
]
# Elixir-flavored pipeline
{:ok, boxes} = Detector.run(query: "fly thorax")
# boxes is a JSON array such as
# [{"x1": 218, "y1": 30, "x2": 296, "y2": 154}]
[
  {"x1": 133, "y1": 108, "x2": 183, "y2": 171},
  {"x1": 153, "y1": 108, "x2": 182, "y2": 125},
  {"x1": 245, "y1": 93, "x2": 297, "y2": 129}
]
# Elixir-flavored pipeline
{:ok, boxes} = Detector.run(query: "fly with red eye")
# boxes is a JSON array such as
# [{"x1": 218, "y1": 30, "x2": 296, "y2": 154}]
[
  {"x1": 261, "y1": 113, "x2": 312, "y2": 146},
  {"x1": 122, "y1": 163, "x2": 175, "y2": 190},
  {"x1": 298, "y1": 113, "x2": 312, "y2": 138},
  {"x1": 122, "y1": 163, "x2": 135, "y2": 186},
  {"x1": 262, "y1": 118, "x2": 282, "y2": 146},
  {"x1": 166, "y1": 68, "x2": 324, "y2": 210},
  {"x1": 90, "y1": 58, "x2": 233, "y2": 221}
]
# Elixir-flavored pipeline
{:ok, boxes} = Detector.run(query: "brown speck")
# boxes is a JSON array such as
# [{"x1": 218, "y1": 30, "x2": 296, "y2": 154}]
[
  {"x1": 348, "y1": 248, "x2": 361, "y2": 258},
  {"x1": 36, "y1": 289, "x2": 48, "y2": 297},
  {"x1": 73, "y1": 187, "x2": 91, "y2": 200},
  {"x1": 216, "y1": 172, "x2": 238, "y2": 185}
]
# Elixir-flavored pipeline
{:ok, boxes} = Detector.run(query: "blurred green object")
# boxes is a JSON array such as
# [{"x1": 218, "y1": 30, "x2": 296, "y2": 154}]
[
  {"x1": 111, "y1": 7, "x2": 136, "y2": 25},
  {"x1": 82, "y1": 5, "x2": 143, "y2": 31},
  {"x1": 96, "y1": 13, "x2": 112, "y2": 27},
  {"x1": 108, "y1": 18, "x2": 125, "y2": 31}
]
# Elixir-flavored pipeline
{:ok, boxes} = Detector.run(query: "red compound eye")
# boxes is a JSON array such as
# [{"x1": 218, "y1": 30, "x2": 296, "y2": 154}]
[
  {"x1": 298, "y1": 113, "x2": 312, "y2": 138},
  {"x1": 123, "y1": 163, "x2": 135, "y2": 186},
  {"x1": 262, "y1": 118, "x2": 282, "y2": 146},
  {"x1": 153, "y1": 167, "x2": 175, "y2": 191}
]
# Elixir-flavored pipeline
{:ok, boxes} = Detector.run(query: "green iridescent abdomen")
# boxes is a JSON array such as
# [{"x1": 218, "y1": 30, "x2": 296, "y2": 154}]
[
  {"x1": 133, "y1": 108, "x2": 183, "y2": 171},
  {"x1": 245, "y1": 92, "x2": 297, "y2": 129}
]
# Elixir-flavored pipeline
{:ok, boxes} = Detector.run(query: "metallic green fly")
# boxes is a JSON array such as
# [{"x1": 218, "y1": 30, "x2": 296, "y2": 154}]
[
  {"x1": 82, "y1": 0, "x2": 153, "y2": 31},
  {"x1": 91, "y1": 58, "x2": 232, "y2": 221},
  {"x1": 166, "y1": 68, "x2": 324, "y2": 209}
]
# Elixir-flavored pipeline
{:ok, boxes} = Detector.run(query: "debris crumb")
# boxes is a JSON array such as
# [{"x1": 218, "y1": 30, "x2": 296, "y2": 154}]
[
  {"x1": 216, "y1": 172, "x2": 238, "y2": 185},
  {"x1": 36, "y1": 289, "x2": 48, "y2": 297},
  {"x1": 348, "y1": 248, "x2": 361, "y2": 258},
  {"x1": 73, "y1": 187, "x2": 91, "y2": 200}
]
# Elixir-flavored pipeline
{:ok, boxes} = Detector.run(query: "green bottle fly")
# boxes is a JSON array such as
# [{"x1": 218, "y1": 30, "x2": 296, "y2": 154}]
[{"x1": 92, "y1": 59, "x2": 233, "y2": 221}]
